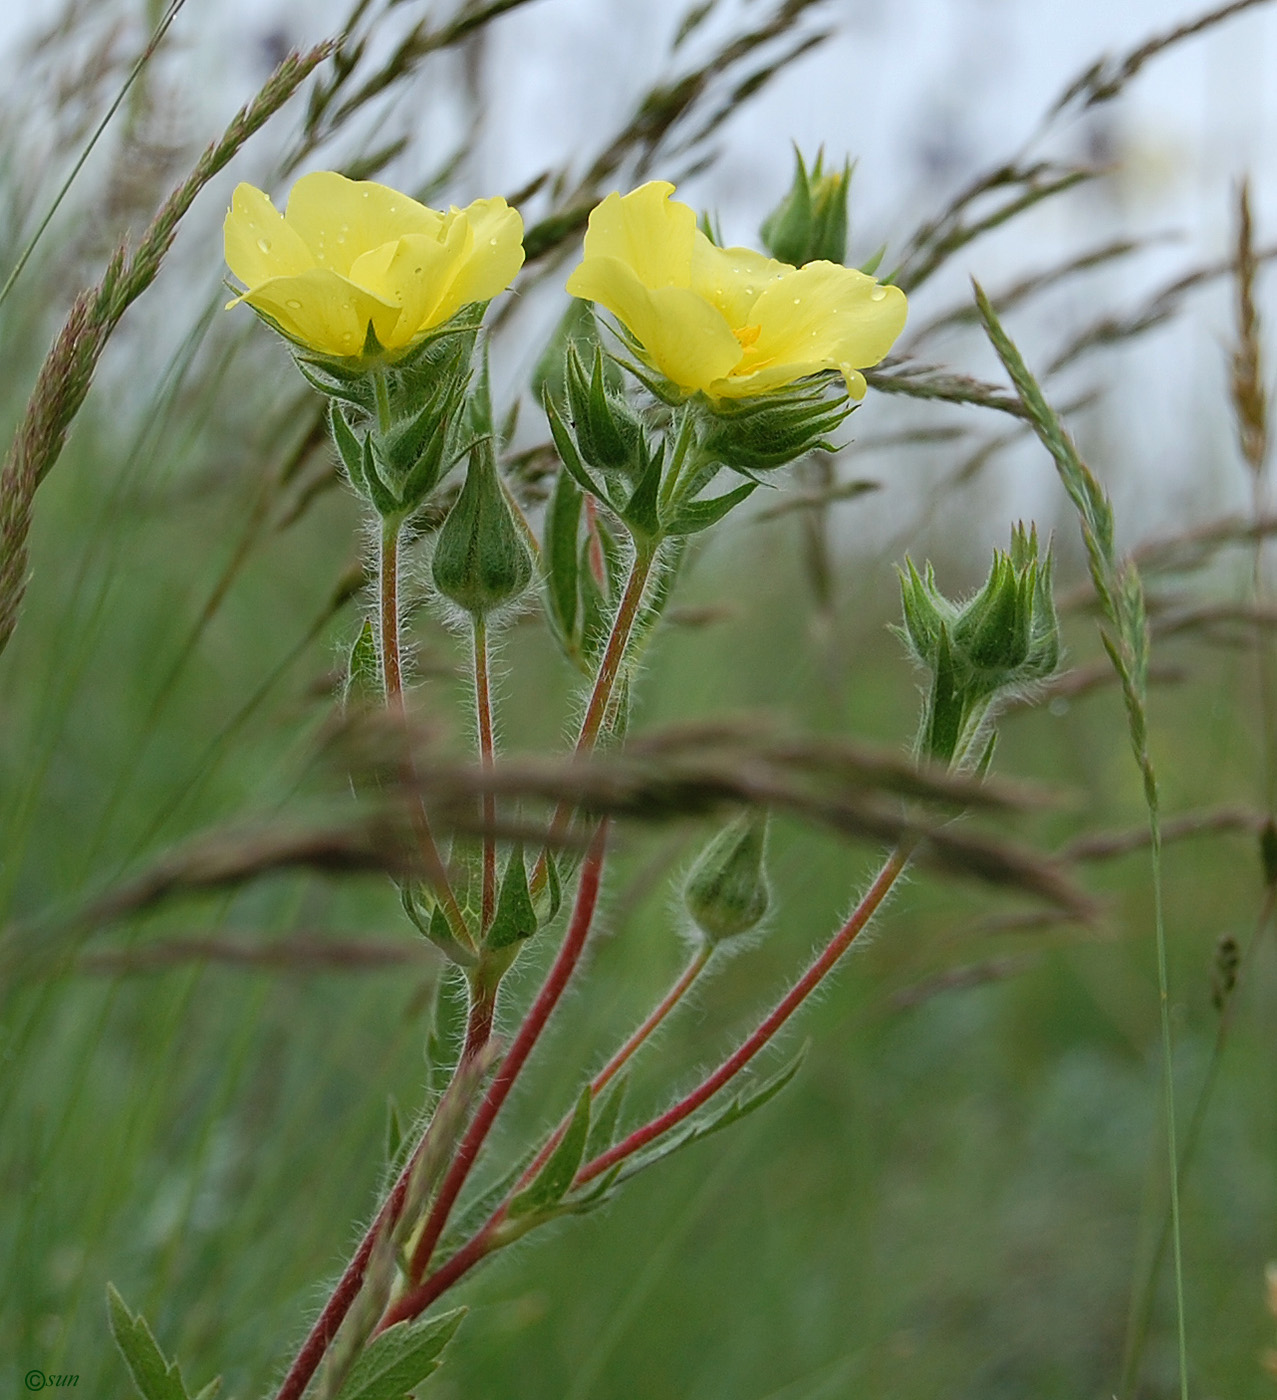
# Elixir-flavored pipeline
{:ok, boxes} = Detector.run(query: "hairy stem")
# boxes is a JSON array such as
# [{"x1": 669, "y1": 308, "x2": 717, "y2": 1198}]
[
  {"x1": 474, "y1": 614, "x2": 497, "y2": 935},
  {"x1": 531, "y1": 544, "x2": 656, "y2": 896},
  {"x1": 577, "y1": 846, "x2": 908, "y2": 1186},
  {"x1": 384, "y1": 825, "x2": 608, "y2": 1313},
  {"x1": 379, "y1": 518, "x2": 469, "y2": 949}
]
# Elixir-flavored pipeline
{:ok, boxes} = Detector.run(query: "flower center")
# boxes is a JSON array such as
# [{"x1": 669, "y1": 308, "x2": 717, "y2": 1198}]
[{"x1": 732, "y1": 323, "x2": 761, "y2": 349}]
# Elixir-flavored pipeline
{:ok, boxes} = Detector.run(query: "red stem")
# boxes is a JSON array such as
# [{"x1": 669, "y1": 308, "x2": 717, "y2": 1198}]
[
  {"x1": 575, "y1": 847, "x2": 908, "y2": 1186},
  {"x1": 515, "y1": 944, "x2": 710, "y2": 1189},
  {"x1": 384, "y1": 826, "x2": 608, "y2": 1317},
  {"x1": 531, "y1": 546, "x2": 654, "y2": 896}
]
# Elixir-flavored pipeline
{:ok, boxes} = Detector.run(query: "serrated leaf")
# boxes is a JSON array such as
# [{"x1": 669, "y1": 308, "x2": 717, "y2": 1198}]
[
  {"x1": 335, "y1": 1306, "x2": 466, "y2": 1400},
  {"x1": 664, "y1": 480, "x2": 756, "y2": 535},
  {"x1": 508, "y1": 1088, "x2": 592, "y2": 1217},
  {"x1": 106, "y1": 1284, "x2": 194, "y2": 1400}
]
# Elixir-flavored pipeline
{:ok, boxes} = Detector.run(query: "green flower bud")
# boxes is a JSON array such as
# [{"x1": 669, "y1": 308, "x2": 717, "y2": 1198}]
[
  {"x1": 431, "y1": 440, "x2": 534, "y2": 616},
  {"x1": 697, "y1": 378, "x2": 853, "y2": 474},
  {"x1": 684, "y1": 812, "x2": 770, "y2": 943},
  {"x1": 897, "y1": 524, "x2": 1060, "y2": 767},
  {"x1": 760, "y1": 149, "x2": 851, "y2": 268}
]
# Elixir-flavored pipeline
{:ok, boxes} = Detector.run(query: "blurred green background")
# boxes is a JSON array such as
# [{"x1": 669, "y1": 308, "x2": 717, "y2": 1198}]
[{"x1": 3, "y1": 2, "x2": 1277, "y2": 1398}]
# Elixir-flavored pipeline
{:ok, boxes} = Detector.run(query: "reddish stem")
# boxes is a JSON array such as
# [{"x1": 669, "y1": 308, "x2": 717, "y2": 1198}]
[
  {"x1": 379, "y1": 519, "x2": 470, "y2": 948},
  {"x1": 515, "y1": 944, "x2": 711, "y2": 1189},
  {"x1": 575, "y1": 847, "x2": 908, "y2": 1187},
  {"x1": 531, "y1": 546, "x2": 655, "y2": 896},
  {"x1": 384, "y1": 825, "x2": 608, "y2": 1316},
  {"x1": 473, "y1": 615, "x2": 497, "y2": 935}
]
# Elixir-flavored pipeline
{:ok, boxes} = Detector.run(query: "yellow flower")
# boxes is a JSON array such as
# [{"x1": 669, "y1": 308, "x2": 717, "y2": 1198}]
[
  {"x1": 224, "y1": 172, "x2": 524, "y2": 360},
  {"x1": 565, "y1": 181, "x2": 906, "y2": 400}
]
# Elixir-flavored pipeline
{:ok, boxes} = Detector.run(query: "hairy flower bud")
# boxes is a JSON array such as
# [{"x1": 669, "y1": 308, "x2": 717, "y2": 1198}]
[
  {"x1": 431, "y1": 441, "x2": 533, "y2": 615},
  {"x1": 684, "y1": 813, "x2": 770, "y2": 943},
  {"x1": 897, "y1": 524, "x2": 1060, "y2": 767}
]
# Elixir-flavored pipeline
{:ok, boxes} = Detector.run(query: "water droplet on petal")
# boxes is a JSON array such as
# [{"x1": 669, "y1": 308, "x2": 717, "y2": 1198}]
[
  {"x1": 285, "y1": 298, "x2": 302, "y2": 310},
  {"x1": 489, "y1": 237, "x2": 499, "y2": 246},
  {"x1": 256, "y1": 237, "x2": 271, "y2": 253},
  {"x1": 793, "y1": 297, "x2": 801, "y2": 305},
  {"x1": 870, "y1": 287, "x2": 887, "y2": 301}
]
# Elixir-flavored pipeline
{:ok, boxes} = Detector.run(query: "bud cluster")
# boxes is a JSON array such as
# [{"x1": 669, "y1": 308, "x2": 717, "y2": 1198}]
[
  {"x1": 760, "y1": 148, "x2": 851, "y2": 268},
  {"x1": 898, "y1": 524, "x2": 1060, "y2": 767}
]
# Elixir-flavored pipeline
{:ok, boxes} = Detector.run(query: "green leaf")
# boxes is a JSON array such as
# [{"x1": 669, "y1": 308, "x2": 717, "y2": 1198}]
[
  {"x1": 384, "y1": 1095, "x2": 405, "y2": 1173},
  {"x1": 107, "y1": 1284, "x2": 204, "y2": 1400},
  {"x1": 335, "y1": 1307, "x2": 466, "y2": 1400},
  {"x1": 426, "y1": 968, "x2": 467, "y2": 1099},
  {"x1": 344, "y1": 619, "x2": 381, "y2": 709},
  {"x1": 620, "y1": 439, "x2": 664, "y2": 542},
  {"x1": 664, "y1": 480, "x2": 757, "y2": 535},
  {"x1": 543, "y1": 465, "x2": 583, "y2": 648},
  {"x1": 331, "y1": 403, "x2": 369, "y2": 493},
  {"x1": 583, "y1": 1074, "x2": 628, "y2": 1161},
  {"x1": 616, "y1": 1045, "x2": 808, "y2": 1183},
  {"x1": 508, "y1": 1087, "x2": 592, "y2": 1217}
]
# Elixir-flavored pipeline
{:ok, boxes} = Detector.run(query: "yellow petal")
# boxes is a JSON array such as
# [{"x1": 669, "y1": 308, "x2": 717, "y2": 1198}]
[
  {"x1": 283, "y1": 172, "x2": 442, "y2": 276},
  {"x1": 347, "y1": 222, "x2": 471, "y2": 349},
  {"x1": 689, "y1": 236, "x2": 787, "y2": 327},
  {"x1": 747, "y1": 262, "x2": 907, "y2": 381},
  {"x1": 433, "y1": 197, "x2": 525, "y2": 319},
  {"x1": 568, "y1": 255, "x2": 741, "y2": 393},
  {"x1": 579, "y1": 182, "x2": 696, "y2": 290},
  {"x1": 243, "y1": 269, "x2": 401, "y2": 358},
  {"x1": 224, "y1": 183, "x2": 314, "y2": 289}
]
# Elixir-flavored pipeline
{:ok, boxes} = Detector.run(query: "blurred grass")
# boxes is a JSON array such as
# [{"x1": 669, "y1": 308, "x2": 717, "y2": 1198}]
[{"x1": 3, "y1": 1, "x2": 1277, "y2": 1398}]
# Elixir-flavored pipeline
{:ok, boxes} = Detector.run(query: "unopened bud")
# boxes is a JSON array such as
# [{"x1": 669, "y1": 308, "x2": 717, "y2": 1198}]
[
  {"x1": 760, "y1": 148, "x2": 851, "y2": 268},
  {"x1": 684, "y1": 812, "x2": 770, "y2": 943},
  {"x1": 564, "y1": 343, "x2": 644, "y2": 475},
  {"x1": 432, "y1": 440, "x2": 534, "y2": 615}
]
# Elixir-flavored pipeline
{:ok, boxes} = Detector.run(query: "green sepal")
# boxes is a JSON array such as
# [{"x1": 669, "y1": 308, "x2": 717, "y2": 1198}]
[
  {"x1": 620, "y1": 438, "x2": 665, "y2": 542},
  {"x1": 331, "y1": 403, "x2": 369, "y2": 494},
  {"x1": 485, "y1": 843, "x2": 537, "y2": 953},
  {"x1": 362, "y1": 432, "x2": 403, "y2": 519},
  {"x1": 533, "y1": 849, "x2": 562, "y2": 928},
  {"x1": 532, "y1": 298, "x2": 612, "y2": 405},
  {"x1": 298, "y1": 357, "x2": 374, "y2": 410},
  {"x1": 924, "y1": 623, "x2": 965, "y2": 767},
  {"x1": 859, "y1": 243, "x2": 887, "y2": 277},
  {"x1": 664, "y1": 480, "x2": 757, "y2": 536},
  {"x1": 564, "y1": 343, "x2": 642, "y2": 475},
  {"x1": 107, "y1": 1284, "x2": 213, "y2": 1400},
  {"x1": 543, "y1": 465, "x2": 583, "y2": 651},
  {"x1": 507, "y1": 1087, "x2": 592, "y2": 1217},
  {"x1": 344, "y1": 619, "x2": 381, "y2": 709},
  {"x1": 333, "y1": 1307, "x2": 466, "y2": 1400},
  {"x1": 544, "y1": 388, "x2": 609, "y2": 504}
]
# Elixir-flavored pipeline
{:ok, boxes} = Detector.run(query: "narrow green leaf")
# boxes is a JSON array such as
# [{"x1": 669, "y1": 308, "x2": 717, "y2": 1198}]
[
  {"x1": 335, "y1": 1307, "x2": 466, "y2": 1400},
  {"x1": 583, "y1": 1074, "x2": 629, "y2": 1161},
  {"x1": 426, "y1": 968, "x2": 467, "y2": 1098},
  {"x1": 330, "y1": 403, "x2": 369, "y2": 492},
  {"x1": 664, "y1": 481, "x2": 757, "y2": 535},
  {"x1": 106, "y1": 1284, "x2": 193, "y2": 1400},
  {"x1": 508, "y1": 1087, "x2": 592, "y2": 1217},
  {"x1": 384, "y1": 1095, "x2": 405, "y2": 1173},
  {"x1": 543, "y1": 466, "x2": 583, "y2": 645},
  {"x1": 620, "y1": 439, "x2": 664, "y2": 542}
]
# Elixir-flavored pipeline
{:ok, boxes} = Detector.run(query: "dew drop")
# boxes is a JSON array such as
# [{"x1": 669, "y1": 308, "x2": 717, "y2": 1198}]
[
  {"x1": 870, "y1": 287, "x2": 887, "y2": 301},
  {"x1": 256, "y1": 237, "x2": 271, "y2": 253},
  {"x1": 285, "y1": 298, "x2": 302, "y2": 310},
  {"x1": 489, "y1": 237, "x2": 499, "y2": 246},
  {"x1": 793, "y1": 297, "x2": 801, "y2": 305}
]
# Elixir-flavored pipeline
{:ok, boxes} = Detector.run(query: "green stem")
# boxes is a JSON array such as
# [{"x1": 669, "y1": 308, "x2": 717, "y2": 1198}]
[
  {"x1": 473, "y1": 614, "x2": 497, "y2": 936},
  {"x1": 379, "y1": 517, "x2": 470, "y2": 951},
  {"x1": 531, "y1": 541, "x2": 657, "y2": 896}
]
